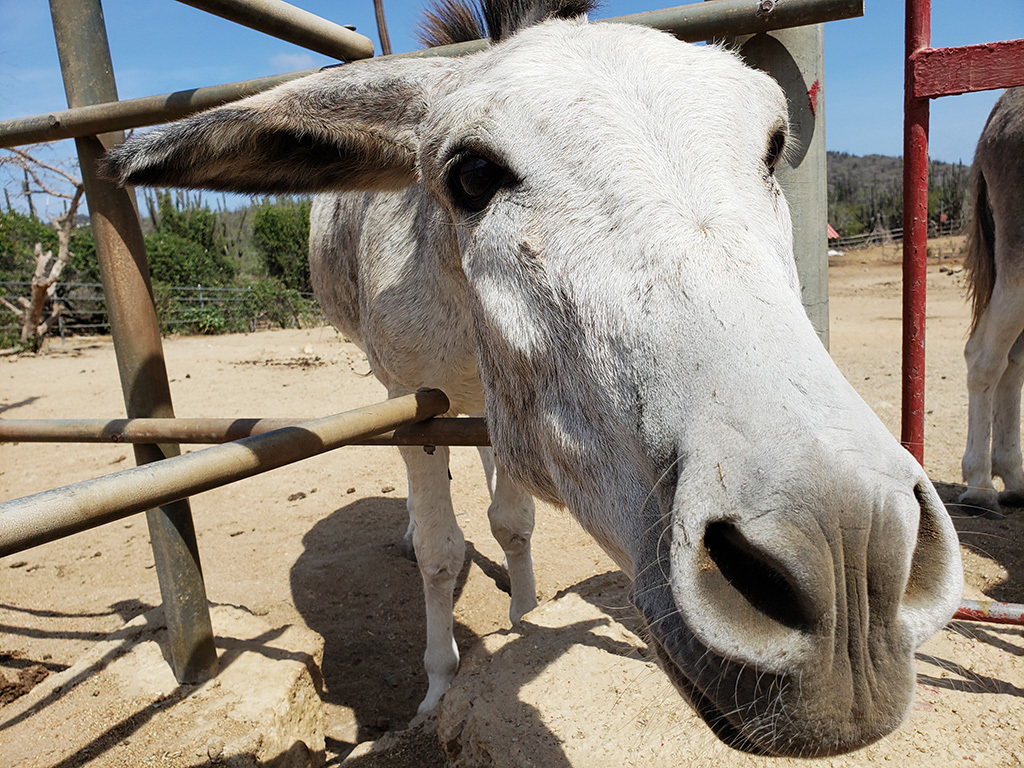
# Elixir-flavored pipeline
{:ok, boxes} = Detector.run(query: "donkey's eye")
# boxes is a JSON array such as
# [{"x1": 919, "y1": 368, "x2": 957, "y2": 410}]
[
  {"x1": 448, "y1": 153, "x2": 509, "y2": 212},
  {"x1": 765, "y1": 129, "x2": 786, "y2": 174}
]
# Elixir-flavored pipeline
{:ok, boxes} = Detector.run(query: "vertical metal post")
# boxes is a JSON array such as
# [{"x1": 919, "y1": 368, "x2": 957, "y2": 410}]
[
  {"x1": 49, "y1": 0, "x2": 218, "y2": 683},
  {"x1": 706, "y1": 3, "x2": 830, "y2": 348},
  {"x1": 902, "y1": 0, "x2": 929, "y2": 464},
  {"x1": 742, "y1": 25, "x2": 829, "y2": 349},
  {"x1": 373, "y1": 0, "x2": 393, "y2": 56}
]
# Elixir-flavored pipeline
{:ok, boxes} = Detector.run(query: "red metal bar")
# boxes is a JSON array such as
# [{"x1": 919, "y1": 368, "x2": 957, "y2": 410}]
[
  {"x1": 901, "y1": 0, "x2": 930, "y2": 464},
  {"x1": 953, "y1": 599, "x2": 1024, "y2": 626},
  {"x1": 912, "y1": 38, "x2": 1024, "y2": 99}
]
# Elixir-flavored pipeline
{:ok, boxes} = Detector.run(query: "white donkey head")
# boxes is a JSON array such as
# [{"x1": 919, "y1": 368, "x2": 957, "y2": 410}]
[{"x1": 104, "y1": 0, "x2": 962, "y2": 756}]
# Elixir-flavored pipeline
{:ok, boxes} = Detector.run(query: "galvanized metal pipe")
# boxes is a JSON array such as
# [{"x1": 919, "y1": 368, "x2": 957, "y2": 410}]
[
  {"x1": 710, "y1": 5, "x2": 830, "y2": 349},
  {"x1": 604, "y1": 0, "x2": 863, "y2": 43},
  {"x1": 174, "y1": 0, "x2": 373, "y2": 61},
  {"x1": 0, "y1": 0, "x2": 864, "y2": 149},
  {"x1": 0, "y1": 415, "x2": 489, "y2": 446},
  {"x1": 0, "y1": 70, "x2": 316, "y2": 148},
  {"x1": 49, "y1": 0, "x2": 219, "y2": 684},
  {"x1": 0, "y1": 391, "x2": 449, "y2": 560}
]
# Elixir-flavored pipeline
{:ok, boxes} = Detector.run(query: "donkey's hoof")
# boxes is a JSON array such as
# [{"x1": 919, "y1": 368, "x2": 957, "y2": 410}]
[
  {"x1": 997, "y1": 489, "x2": 1024, "y2": 509},
  {"x1": 957, "y1": 489, "x2": 1005, "y2": 519},
  {"x1": 408, "y1": 710, "x2": 438, "y2": 730}
]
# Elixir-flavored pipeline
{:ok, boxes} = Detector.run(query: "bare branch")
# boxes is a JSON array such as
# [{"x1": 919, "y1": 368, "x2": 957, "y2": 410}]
[
  {"x1": 2, "y1": 147, "x2": 84, "y2": 203},
  {"x1": 1, "y1": 146, "x2": 85, "y2": 351},
  {"x1": 5, "y1": 147, "x2": 82, "y2": 189},
  {"x1": 0, "y1": 296, "x2": 26, "y2": 319}
]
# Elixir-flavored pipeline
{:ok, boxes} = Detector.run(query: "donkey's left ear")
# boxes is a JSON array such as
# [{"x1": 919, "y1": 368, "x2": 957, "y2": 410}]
[{"x1": 101, "y1": 57, "x2": 462, "y2": 194}]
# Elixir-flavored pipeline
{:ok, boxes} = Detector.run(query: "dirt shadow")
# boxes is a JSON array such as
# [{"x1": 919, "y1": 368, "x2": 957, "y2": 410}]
[
  {"x1": 290, "y1": 496, "x2": 488, "y2": 747},
  {"x1": 0, "y1": 599, "x2": 154, "y2": 706},
  {"x1": 335, "y1": 570, "x2": 644, "y2": 768},
  {"x1": 289, "y1": 496, "x2": 649, "y2": 766},
  {"x1": 933, "y1": 481, "x2": 1024, "y2": 604},
  {"x1": 916, "y1": 640, "x2": 1024, "y2": 698},
  {"x1": 0, "y1": 395, "x2": 42, "y2": 415},
  {"x1": 0, "y1": 606, "x2": 325, "y2": 768}
]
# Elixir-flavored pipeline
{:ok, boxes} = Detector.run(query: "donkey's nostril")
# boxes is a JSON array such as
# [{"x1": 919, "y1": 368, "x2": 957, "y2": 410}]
[
  {"x1": 703, "y1": 520, "x2": 813, "y2": 632},
  {"x1": 904, "y1": 483, "x2": 954, "y2": 605},
  {"x1": 895, "y1": 482, "x2": 963, "y2": 649}
]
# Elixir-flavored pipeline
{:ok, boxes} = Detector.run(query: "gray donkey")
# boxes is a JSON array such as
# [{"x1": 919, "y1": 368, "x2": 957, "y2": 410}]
[
  {"x1": 104, "y1": 0, "x2": 963, "y2": 757},
  {"x1": 959, "y1": 87, "x2": 1024, "y2": 519}
]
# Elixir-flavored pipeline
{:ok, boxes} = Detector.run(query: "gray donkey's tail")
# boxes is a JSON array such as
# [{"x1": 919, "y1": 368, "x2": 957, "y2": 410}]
[{"x1": 963, "y1": 164, "x2": 997, "y2": 335}]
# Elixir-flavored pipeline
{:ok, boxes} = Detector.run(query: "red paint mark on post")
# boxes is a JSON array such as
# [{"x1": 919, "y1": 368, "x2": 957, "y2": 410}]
[{"x1": 807, "y1": 80, "x2": 821, "y2": 117}]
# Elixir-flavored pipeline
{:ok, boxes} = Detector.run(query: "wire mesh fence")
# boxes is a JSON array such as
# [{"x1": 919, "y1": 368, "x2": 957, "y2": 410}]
[{"x1": 1, "y1": 281, "x2": 324, "y2": 344}]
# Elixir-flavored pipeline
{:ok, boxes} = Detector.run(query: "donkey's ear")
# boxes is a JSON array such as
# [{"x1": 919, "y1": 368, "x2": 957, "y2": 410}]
[{"x1": 101, "y1": 57, "x2": 461, "y2": 194}]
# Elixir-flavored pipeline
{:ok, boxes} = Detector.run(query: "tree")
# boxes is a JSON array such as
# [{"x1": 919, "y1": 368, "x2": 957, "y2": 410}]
[
  {"x1": 252, "y1": 199, "x2": 312, "y2": 292},
  {"x1": 143, "y1": 189, "x2": 235, "y2": 285},
  {"x1": 145, "y1": 230, "x2": 230, "y2": 286},
  {"x1": 0, "y1": 148, "x2": 84, "y2": 352},
  {"x1": 1, "y1": 209, "x2": 57, "y2": 279}
]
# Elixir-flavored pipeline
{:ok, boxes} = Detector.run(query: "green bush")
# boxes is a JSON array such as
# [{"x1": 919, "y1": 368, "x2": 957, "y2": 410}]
[
  {"x1": 252, "y1": 200, "x2": 312, "y2": 292},
  {"x1": 177, "y1": 305, "x2": 229, "y2": 335},
  {"x1": 68, "y1": 226, "x2": 101, "y2": 283},
  {"x1": 0, "y1": 210, "x2": 57, "y2": 280},
  {"x1": 145, "y1": 231, "x2": 234, "y2": 287},
  {"x1": 240, "y1": 279, "x2": 319, "y2": 330}
]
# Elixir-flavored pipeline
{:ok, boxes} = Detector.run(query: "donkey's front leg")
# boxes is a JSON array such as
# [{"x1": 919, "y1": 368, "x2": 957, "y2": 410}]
[
  {"x1": 992, "y1": 332, "x2": 1024, "y2": 507},
  {"x1": 962, "y1": 286, "x2": 1024, "y2": 517},
  {"x1": 400, "y1": 444, "x2": 465, "y2": 718},
  {"x1": 478, "y1": 447, "x2": 538, "y2": 624}
]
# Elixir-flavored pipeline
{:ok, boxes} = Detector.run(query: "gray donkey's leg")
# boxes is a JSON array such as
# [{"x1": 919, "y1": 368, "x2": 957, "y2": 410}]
[
  {"x1": 962, "y1": 281, "x2": 1024, "y2": 517},
  {"x1": 478, "y1": 446, "x2": 538, "y2": 624},
  {"x1": 400, "y1": 442, "x2": 465, "y2": 718}
]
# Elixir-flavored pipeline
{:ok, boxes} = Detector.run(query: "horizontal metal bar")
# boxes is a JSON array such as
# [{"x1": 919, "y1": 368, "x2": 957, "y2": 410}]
[
  {"x1": 0, "y1": 415, "x2": 489, "y2": 446},
  {"x1": 0, "y1": 70, "x2": 316, "y2": 148},
  {"x1": 912, "y1": 38, "x2": 1024, "y2": 99},
  {"x1": 0, "y1": 389, "x2": 449, "y2": 558},
  {"x1": 0, "y1": 0, "x2": 864, "y2": 148},
  {"x1": 953, "y1": 599, "x2": 1024, "y2": 626},
  {"x1": 175, "y1": 0, "x2": 374, "y2": 61},
  {"x1": 603, "y1": 0, "x2": 864, "y2": 43}
]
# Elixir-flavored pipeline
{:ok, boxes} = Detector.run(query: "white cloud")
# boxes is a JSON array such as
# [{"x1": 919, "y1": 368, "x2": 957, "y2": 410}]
[{"x1": 269, "y1": 52, "x2": 317, "y2": 73}]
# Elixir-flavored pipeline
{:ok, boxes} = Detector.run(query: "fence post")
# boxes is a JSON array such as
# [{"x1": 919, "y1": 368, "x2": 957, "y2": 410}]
[
  {"x1": 48, "y1": 0, "x2": 218, "y2": 683},
  {"x1": 901, "y1": 0, "x2": 929, "y2": 464},
  {"x1": 705, "y1": 2, "x2": 830, "y2": 349}
]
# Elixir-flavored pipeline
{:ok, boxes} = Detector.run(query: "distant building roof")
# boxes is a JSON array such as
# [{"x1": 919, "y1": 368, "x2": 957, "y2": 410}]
[{"x1": 827, "y1": 224, "x2": 840, "y2": 239}]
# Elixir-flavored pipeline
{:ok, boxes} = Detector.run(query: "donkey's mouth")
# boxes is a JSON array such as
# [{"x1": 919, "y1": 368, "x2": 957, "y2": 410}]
[{"x1": 645, "y1": 631, "x2": 770, "y2": 756}]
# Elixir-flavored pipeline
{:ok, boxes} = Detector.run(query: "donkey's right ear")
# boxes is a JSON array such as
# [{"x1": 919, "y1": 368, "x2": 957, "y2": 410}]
[{"x1": 101, "y1": 57, "x2": 462, "y2": 195}]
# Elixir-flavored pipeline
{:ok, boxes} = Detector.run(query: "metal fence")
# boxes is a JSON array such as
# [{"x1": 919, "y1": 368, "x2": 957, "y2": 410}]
[
  {"x1": 0, "y1": 281, "x2": 322, "y2": 339},
  {"x1": 0, "y1": 0, "x2": 868, "y2": 685},
  {"x1": 900, "y1": 0, "x2": 1024, "y2": 462},
  {"x1": 828, "y1": 218, "x2": 965, "y2": 251}
]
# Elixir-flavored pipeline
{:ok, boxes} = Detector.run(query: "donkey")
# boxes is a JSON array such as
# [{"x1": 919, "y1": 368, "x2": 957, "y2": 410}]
[
  {"x1": 960, "y1": 87, "x2": 1024, "y2": 519},
  {"x1": 103, "y1": 0, "x2": 963, "y2": 757}
]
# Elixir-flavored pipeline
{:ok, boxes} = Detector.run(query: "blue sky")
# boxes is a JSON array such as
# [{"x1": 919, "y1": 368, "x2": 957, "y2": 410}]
[{"x1": 1, "y1": 0, "x2": 1021, "y2": 191}]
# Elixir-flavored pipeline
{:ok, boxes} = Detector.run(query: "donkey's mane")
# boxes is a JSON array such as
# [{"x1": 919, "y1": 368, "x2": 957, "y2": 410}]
[{"x1": 416, "y1": 0, "x2": 598, "y2": 48}]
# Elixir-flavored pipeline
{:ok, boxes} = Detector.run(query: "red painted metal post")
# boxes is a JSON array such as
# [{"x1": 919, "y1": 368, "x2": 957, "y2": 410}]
[
  {"x1": 913, "y1": 38, "x2": 1024, "y2": 98},
  {"x1": 902, "y1": 0, "x2": 930, "y2": 464}
]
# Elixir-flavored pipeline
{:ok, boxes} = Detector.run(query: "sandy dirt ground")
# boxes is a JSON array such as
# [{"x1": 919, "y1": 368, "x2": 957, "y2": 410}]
[{"x1": 1, "y1": 237, "x2": 1022, "y2": 766}]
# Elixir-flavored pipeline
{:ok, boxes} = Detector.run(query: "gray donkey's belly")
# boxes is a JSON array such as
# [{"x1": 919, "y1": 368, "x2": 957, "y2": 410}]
[{"x1": 309, "y1": 190, "x2": 485, "y2": 414}]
